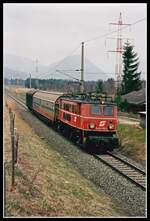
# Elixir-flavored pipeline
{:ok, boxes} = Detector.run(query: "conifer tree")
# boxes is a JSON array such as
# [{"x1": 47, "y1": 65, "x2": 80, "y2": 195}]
[{"x1": 121, "y1": 41, "x2": 142, "y2": 95}]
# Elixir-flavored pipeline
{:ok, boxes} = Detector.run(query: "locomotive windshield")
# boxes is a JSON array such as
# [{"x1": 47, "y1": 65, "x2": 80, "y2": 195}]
[{"x1": 91, "y1": 104, "x2": 113, "y2": 116}]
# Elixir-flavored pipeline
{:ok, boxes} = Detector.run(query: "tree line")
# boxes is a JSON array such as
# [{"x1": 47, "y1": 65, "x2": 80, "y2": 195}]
[
  {"x1": 24, "y1": 78, "x2": 118, "y2": 94},
  {"x1": 5, "y1": 41, "x2": 145, "y2": 106}
]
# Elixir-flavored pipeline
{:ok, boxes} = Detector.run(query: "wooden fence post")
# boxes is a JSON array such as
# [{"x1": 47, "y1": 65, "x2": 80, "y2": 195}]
[
  {"x1": 14, "y1": 128, "x2": 19, "y2": 164},
  {"x1": 9, "y1": 109, "x2": 19, "y2": 190},
  {"x1": 10, "y1": 113, "x2": 15, "y2": 188}
]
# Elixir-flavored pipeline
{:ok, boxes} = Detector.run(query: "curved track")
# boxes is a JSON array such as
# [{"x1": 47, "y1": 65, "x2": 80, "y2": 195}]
[
  {"x1": 6, "y1": 93, "x2": 28, "y2": 110},
  {"x1": 6, "y1": 91, "x2": 146, "y2": 191},
  {"x1": 93, "y1": 151, "x2": 146, "y2": 191}
]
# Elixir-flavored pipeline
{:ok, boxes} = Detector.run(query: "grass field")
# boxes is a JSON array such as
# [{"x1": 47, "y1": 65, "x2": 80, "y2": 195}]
[{"x1": 4, "y1": 97, "x2": 125, "y2": 217}]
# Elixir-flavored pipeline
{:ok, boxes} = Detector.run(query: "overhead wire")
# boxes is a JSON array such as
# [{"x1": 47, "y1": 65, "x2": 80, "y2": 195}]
[
  {"x1": 84, "y1": 17, "x2": 146, "y2": 43},
  {"x1": 56, "y1": 70, "x2": 80, "y2": 81},
  {"x1": 40, "y1": 43, "x2": 81, "y2": 79},
  {"x1": 37, "y1": 17, "x2": 146, "y2": 80}
]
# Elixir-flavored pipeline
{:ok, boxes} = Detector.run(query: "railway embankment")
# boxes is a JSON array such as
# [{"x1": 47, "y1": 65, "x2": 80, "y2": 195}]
[{"x1": 4, "y1": 97, "x2": 126, "y2": 217}]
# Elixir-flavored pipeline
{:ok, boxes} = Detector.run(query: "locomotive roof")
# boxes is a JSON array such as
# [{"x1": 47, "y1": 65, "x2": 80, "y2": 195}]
[{"x1": 60, "y1": 97, "x2": 116, "y2": 105}]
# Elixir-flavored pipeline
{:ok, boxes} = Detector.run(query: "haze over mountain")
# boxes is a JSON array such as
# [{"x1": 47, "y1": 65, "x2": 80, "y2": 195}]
[
  {"x1": 4, "y1": 54, "x2": 109, "y2": 81},
  {"x1": 4, "y1": 54, "x2": 48, "y2": 77},
  {"x1": 4, "y1": 53, "x2": 146, "y2": 81}
]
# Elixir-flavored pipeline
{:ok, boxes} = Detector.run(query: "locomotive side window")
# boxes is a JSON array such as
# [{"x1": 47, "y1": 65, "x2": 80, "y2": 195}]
[
  {"x1": 63, "y1": 103, "x2": 71, "y2": 111},
  {"x1": 63, "y1": 102, "x2": 80, "y2": 114},
  {"x1": 72, "y1": 105, "x2": 75, "y2": 113},
  {"x1": 72, "y1": 105, "x2": 80, "y2": 114},
  {"x1": 103, "y1": 106, "x2": 113, "y2": 116},
  {"x1": 63, "y1": 112, "x2": 71, "y2": 121}
]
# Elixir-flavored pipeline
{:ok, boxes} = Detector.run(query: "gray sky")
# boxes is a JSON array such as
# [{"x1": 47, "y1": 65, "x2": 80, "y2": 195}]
[{"x1": 4, "y1": 3, "x2": 146, "y2": 79}]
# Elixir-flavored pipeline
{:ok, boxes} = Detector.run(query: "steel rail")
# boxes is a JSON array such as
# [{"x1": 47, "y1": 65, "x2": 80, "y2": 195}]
[
  {"x1": 107, "y1": 151, "x2": 145, "y2": 175},
  {"x1": 6, "y1": 93, "x2": 28, "y2": 110},
  {"x1": 93, "y1": 153, "x2": 146, "y2": 191}
]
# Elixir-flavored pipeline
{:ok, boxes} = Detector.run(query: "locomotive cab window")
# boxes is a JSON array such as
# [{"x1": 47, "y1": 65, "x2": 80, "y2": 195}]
[
  {"x1": 91, "y1": 104, "x2": 103, "y2": 115},
  {"x1": 91, "y1": 104, "x2": 113, "y2": 116},
  {"x1": 103, "y1": 106, "x2": 113, "y2": 116}
]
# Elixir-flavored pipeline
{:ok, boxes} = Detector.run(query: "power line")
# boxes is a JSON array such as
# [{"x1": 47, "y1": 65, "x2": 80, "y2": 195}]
[
  {"x1": 41, "y1": 44, "x2": 81, "y2": 78},
  {"x1": 84, "y1": 17, "x2": 146, "y2": 43},
  {"x1": 56, "y1": 70, "x2": 80, "y2": 81},
  {"x1": 35, "y1": 17, "x2": 145, "y2": 81},
  {"x1": 57, "y1": 70, "x2": 110, "y2": 76}
]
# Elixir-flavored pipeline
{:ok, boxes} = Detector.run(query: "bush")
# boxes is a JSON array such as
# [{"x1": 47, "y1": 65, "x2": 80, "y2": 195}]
[{"x1": 114, "y1": 95, "x2": 128, "y2": 112}]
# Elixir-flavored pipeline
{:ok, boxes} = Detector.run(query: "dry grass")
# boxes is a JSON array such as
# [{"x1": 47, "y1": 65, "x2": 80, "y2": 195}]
[
  {"x1": 5, "y1": 86, "x2": 30, "y2": 94},
  {"x1": 5, "y1": 86, "x2": 29, "y2": 102},
  {"x1": 4, "y1": 97, "x2": 124, "y2": 217}
]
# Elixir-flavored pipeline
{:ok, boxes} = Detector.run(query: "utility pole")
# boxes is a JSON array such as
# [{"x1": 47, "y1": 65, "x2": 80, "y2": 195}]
[
  {"x1": 107, "y1": 12, "x2": 131, "y2": 93},
  {"x1": 35, "y1": 58, "x2": 38, "y2": 73},
  {"x1": 29, "y1": 73, "x2": 31, "y2": 89},
  {"x1": 11, "y1": 74, "x2": 13, "y2": 86},
  {"x1": 80, "y1": 42, "x2": 84, "y2": 93},
  {"x1": 35, "y1": 58, "x2": 39, "y2": 89}
]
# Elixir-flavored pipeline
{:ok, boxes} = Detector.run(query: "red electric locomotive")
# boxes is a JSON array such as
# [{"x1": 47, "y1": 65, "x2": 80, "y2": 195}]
[{"x1": 26, "y1": 90, "x2": 119, "y2": 152}]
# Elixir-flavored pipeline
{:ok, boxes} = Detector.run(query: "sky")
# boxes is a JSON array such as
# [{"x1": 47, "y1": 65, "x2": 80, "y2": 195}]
[{"x1": 4, "y1": 3, "x2": 147, "y2": 80}]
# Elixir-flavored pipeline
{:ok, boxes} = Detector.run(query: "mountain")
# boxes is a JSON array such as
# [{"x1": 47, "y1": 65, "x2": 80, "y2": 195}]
[
  {"x1": 4, "y1": 54, "x2": 107, "y2": 81},
  {"x1": 4, "y1": 54, "x2": 48, "y2": 78},
  {"x1": 4, "y1": 67, "x2": 29, "y2": 80},
  {"x1": 41, "y1": 55, "x2": 107, "y2": 81}
]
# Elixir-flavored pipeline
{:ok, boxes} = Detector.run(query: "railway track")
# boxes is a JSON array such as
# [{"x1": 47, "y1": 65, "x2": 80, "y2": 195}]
[
  {"x1": 6, "y1": 91, "x2": 146, "y2": 191},
  {"x1": 5, "y1": 92, "x2": 28, "y2": 110},
  {"x1": 93, "y1": 151, "x2": 146, "y2": 191}
]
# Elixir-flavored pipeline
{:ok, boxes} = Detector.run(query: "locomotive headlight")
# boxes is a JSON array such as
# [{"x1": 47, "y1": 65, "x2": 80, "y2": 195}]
[
  {"x1": 108, "y1": 123, "x2": 114, "y2": 130},
  {"x1": 89, "y1": 123, "x2": 95, "y2": 129}
]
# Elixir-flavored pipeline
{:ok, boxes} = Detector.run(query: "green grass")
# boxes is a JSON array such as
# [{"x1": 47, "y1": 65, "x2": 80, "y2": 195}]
[
  {"x1": 118, "y1": 111, "x2": 139, "y2": 119},
  {"x1": 117, "y1": 123, "x2": 146, "y2": 165}
]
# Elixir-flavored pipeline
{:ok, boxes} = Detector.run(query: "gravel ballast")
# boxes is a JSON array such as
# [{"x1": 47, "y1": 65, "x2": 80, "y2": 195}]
[{"x1": 14, "y1": 104, "x2": 146, "y2": 217}]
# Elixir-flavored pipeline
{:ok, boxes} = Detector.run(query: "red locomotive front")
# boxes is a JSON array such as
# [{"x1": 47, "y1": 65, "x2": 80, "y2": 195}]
[
  {"x1": 57, "y1": 95, "x2": 119, "y2": 151},
  {"x1": 79, "y1": 102, "x2": 117, "y2": 132}
]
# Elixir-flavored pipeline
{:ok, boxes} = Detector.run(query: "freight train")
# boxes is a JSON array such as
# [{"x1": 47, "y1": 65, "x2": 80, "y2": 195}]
[{"x1": 26, "y1": 90, "x2": 119, "y2": 152}]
